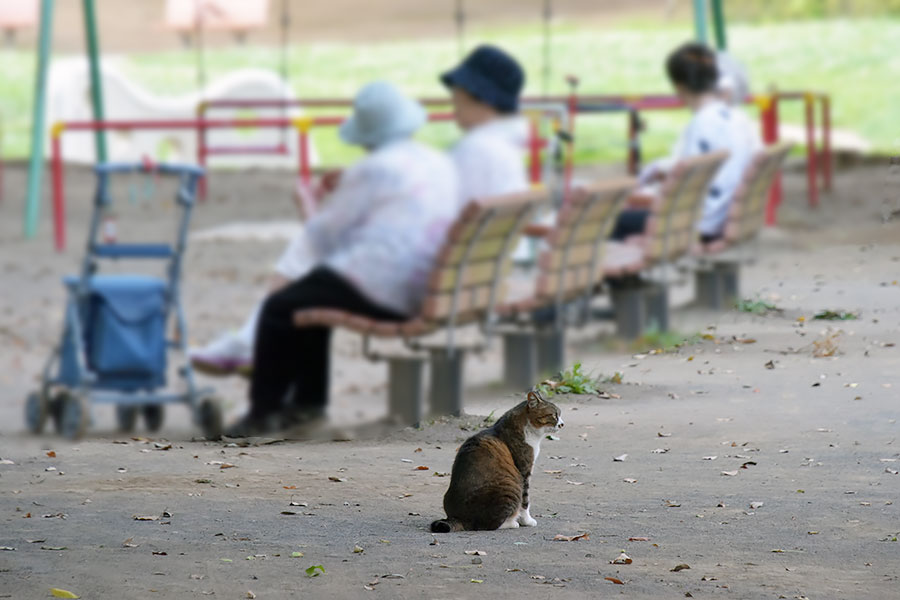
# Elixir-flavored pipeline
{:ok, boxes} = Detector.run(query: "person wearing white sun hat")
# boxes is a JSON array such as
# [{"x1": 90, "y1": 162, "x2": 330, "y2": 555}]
[{"x1": 199, "y1": 81, "x2": 458, "y2": 437}]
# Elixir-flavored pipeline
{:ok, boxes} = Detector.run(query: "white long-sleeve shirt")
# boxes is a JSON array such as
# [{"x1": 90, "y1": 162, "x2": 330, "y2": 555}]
[
  {"x1": 274, "y1": 139, "x2": 459, "y2": 316},
  {"x1": 641, "y1": 99, "x2": 761, "y2": 235}
]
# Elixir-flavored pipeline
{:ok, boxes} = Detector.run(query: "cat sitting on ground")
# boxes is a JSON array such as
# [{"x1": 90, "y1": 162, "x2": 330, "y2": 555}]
[{"x1": 430, "y1": 390, "x2": 563, "y2": 532}]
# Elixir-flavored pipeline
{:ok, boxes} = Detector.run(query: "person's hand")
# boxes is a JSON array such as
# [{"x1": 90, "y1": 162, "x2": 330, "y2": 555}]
[{"x1": 318, "y1": 169, "x2": 342, "y2": 196}]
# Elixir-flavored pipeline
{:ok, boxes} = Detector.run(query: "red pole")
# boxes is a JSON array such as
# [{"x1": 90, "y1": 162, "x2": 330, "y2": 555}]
[
  {"x1": 196, "y1": 103, "x2": 208, "y2": 201},
  {"x1": 298, "y1": 127, "x2": 311, "y2": 185},
  {"x1": 51, "y1": 131, "x2": 65, "y2": 251},
  {"x1": 821, "y1": 95, "x2": 832, "y2": 192},
  {"x1": 804, "y1": 93, "x2": 818, "y2": 208},
  {"x1": 762, "y1": 95, "x2": 781, "y2": 226},
  {"x1": 528, "y1": 118, "x2": 541, "y2": 185}
]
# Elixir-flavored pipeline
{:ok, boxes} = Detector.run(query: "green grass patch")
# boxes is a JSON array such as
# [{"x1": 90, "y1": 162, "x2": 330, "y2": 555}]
[
  {"x1": 812, "y1": 309, "x2": 859, "y2": 320},
  {"x1": 632, "y1": 327, "x2": 703, "y2": 354},
  {"x1": 736, "y1": 297, "x2": 783, "y2": 315}
]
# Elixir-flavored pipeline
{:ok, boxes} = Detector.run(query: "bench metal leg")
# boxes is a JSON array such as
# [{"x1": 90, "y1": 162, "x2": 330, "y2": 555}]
[
  {"x1": 387, "y1": 357, "x2": 425, "y2": 426},
  {"x1": 611, "y1": 282, "x2": 647, "y2": 340},
  {"x1": 695, "y1": 262, "x2": 739, "y2": 311},
  {"x1": 429, "y1": 349, "x2": 465, "y2": 417},
  {"x1": 644, "y1": 282, "x2": 670, "y2": 332},
  {"x1": 537, "y1": 327, "x2": 566, "y2": 377},
  {"x1": 715, "y1": 262, "x2": 740, "y2": 308},
  {"x1": 695, "y1": 268, "x2": 722, "y2": 310},
  {"x1": 503, "y1": 332, "x2": 537, "y2": 391}
]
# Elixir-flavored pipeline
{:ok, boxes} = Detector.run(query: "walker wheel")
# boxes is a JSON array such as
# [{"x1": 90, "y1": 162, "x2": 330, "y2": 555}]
[
  {"x1": 115, "y1": 405, "x2": 138, "y2": 432},
  {"x1": 142, "y1": 405, "x2": 165, "y2": 432},
  {"x1": 59, "y1": 392, "x2": 90, "y2": 440},
  {"x1": 25, "y1": 391, "x2": 49, "y2": 434},
  {"x1": 197, "y1": 397, "x2": 223, "y2": 441}
]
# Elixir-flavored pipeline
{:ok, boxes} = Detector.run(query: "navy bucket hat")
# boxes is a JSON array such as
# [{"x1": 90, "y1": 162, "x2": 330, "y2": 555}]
[{"x1": 441, "y1": 44, "x2": 525, "y2": 113}]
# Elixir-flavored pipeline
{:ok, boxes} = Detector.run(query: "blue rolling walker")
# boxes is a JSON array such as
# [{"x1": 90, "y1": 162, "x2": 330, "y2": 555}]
[{"x1": 25, "y1": 162, "x2": 224, "y2": 439}]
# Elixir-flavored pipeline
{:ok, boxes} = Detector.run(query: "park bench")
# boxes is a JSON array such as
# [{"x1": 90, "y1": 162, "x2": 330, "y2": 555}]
[
  {"x1": 693, "y1": 142, "x2": 794, "y2": 309},
  {"x1": 292, "y1": 190, "x2": 548, "y2": 425},
  {"x1": 496, "y1": 178, "x2": 636, "y2": 389},
  {"x1": 609, "y1": 150, "x2": 730, "y2": 338}
]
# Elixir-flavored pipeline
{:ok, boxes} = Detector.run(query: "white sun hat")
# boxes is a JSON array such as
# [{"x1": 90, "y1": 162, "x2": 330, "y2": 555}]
[{"x1": 339, "y1": 81, "x2": 427, "y2": 148}]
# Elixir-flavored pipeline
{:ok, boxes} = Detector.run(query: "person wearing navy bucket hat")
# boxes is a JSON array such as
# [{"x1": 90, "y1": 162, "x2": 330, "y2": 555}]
[{"x1": 442, "y1": 45, "x2": 531, "y2": 224}]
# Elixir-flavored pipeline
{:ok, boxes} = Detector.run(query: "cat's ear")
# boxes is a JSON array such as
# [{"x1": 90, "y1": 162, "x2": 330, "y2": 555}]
[{"x1": 527, "y1": 390, "x2": 542, "y2": 408}]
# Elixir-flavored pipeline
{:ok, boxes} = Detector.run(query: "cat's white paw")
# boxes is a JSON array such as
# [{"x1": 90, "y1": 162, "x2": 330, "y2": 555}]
[
  {"x1": 519, "y1": 514, "x2": 538, "y2": 527},
  {"x1": 517, "y1": 508, "x2": 537, "y2": 527},
  {"x1": 499, "y1": 515, "x2": 521, "y2": 529}
]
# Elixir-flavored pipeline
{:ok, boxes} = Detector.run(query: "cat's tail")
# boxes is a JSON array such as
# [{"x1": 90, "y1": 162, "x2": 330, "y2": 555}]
[{"x1": 430, "y1": 517, "x2": 464, "y2": 533}]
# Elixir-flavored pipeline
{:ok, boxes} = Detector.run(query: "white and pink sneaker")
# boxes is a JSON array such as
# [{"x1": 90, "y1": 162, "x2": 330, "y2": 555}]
[{"x1": 189, "y1": 331, "x2": 253, "y2": 377}]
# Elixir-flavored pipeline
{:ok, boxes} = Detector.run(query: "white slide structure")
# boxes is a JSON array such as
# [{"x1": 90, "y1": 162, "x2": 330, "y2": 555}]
[{"x1": 46, "y1": 57, "x2": 318, "y2": 169}]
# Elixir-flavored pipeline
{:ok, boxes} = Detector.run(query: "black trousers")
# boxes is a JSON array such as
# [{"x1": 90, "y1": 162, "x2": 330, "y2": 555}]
[
  {"x1": 610, "y1": 209, "x2": 650, "y2": 241},
  {"x1": 249, "y1": 267, "x2": 405, "y2": 418},
  {"x1": 610, "y1": 209, "x2": 724, "y2": 245}
]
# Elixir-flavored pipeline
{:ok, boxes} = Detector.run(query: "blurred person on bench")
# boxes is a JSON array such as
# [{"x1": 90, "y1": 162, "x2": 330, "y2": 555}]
[
  {"x1": 442, "y1": 44, "x2": 546, "y2": 259},
  {"x1": 201, "y1": 81, "x2": 459, "y2": 437},
  {"x1": 610, "y1": 42, "x2": 760, "y2": 245}
]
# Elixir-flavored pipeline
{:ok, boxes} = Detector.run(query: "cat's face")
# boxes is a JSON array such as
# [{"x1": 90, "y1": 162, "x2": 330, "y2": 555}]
[{"x1": 525, "y1": 391, "x2": 564, "y2": 434}]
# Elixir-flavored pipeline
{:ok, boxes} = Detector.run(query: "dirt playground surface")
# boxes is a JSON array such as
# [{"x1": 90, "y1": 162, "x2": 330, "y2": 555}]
[{"x1": 1, "y1": 160, "x2": 899, "y2": 598}]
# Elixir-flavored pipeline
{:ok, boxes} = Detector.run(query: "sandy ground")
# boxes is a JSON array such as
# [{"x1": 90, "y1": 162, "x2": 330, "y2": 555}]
[{"x1": 1, "y1": 160, "x2": 899, "y2": 598}]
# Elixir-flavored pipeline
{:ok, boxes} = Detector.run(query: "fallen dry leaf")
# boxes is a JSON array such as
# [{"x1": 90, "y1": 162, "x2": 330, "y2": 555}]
[
  {"x1": 670, "y1": 564, "x2": 691, "y2": 572},
  {"x1": 219, "y1": 463, "x2": 236, "y2": 470},
  {"x1": 50, "y1": 589, "x2": 80, "y2": 599},
  {"x1": 552, "y1": 533, "x2": 589, "y2": 542},
  {"x1": 610, "y1": 552, "x2": 632, "y2": 565},
  {"x1": 283, "y1": 485, "x2": 297, "y2": 490},
  {"x1": 628, "y1": 537, "x2": 651, "y2": 542},
  {"x1": 414, "y1": 466, "x2": 429, "y2": 471},
  {"x1": 664, "y1": 500, "x2": 681, "y2": 508},
  {"x1": 46, "y1": 451, "x2": 56, "y2": 458},
  {"x1": 604, "y1": 577, "x2": 624, "y2": 585}
]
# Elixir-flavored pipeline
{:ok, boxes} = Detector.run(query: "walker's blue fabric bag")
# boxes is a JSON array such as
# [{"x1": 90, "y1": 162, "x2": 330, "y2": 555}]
[{"x1": 60, "y1": 275, "x2": 168, "y2": 390}]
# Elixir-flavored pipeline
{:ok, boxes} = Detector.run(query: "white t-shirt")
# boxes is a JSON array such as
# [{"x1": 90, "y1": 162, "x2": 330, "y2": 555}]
[
  {"x1": 274, "y1": 139, "x2": 459, "y2": 316},
  {"x1": 640, "y1": 99, "x2": 761, "y2": 235}
]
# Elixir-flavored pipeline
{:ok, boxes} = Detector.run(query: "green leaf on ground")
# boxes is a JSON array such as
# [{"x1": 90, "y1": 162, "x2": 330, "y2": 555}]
[{"x1": 305, "y1": 565, "x2": 325, "y2": 578}]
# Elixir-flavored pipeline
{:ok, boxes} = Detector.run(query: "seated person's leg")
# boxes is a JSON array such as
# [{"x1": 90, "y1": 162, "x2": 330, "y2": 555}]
[
  {"x1": 229, "y1": 267, "x2": 405, "y2": 436},
  {"x1": 610, "y1": 208, "x2": 651, "y2": 241}
]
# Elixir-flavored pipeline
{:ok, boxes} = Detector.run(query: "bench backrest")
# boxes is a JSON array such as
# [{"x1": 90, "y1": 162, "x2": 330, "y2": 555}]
[
  {"x1": 535, "y1": 178, "x2": 635, "y2": 305},
  {"x1": 423, "y1": 190, "x2": 547, "y2": 326},
  {"x1": 645, "y1": 150, "x2": 730, "y2": 265},
  {"x1": 724, "y1": 143, "x2": 793, "y2": 244}
]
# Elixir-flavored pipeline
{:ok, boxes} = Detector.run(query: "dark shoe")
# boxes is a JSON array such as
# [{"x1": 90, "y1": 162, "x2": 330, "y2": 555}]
[{"x1": 223, "y1": 413, "x2": 280, "y2": 438}]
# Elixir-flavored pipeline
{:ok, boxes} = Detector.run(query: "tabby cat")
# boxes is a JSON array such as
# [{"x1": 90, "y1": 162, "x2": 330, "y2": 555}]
[{"x1": 430, "y1": 391, "x2": 563, "y2": 532}]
